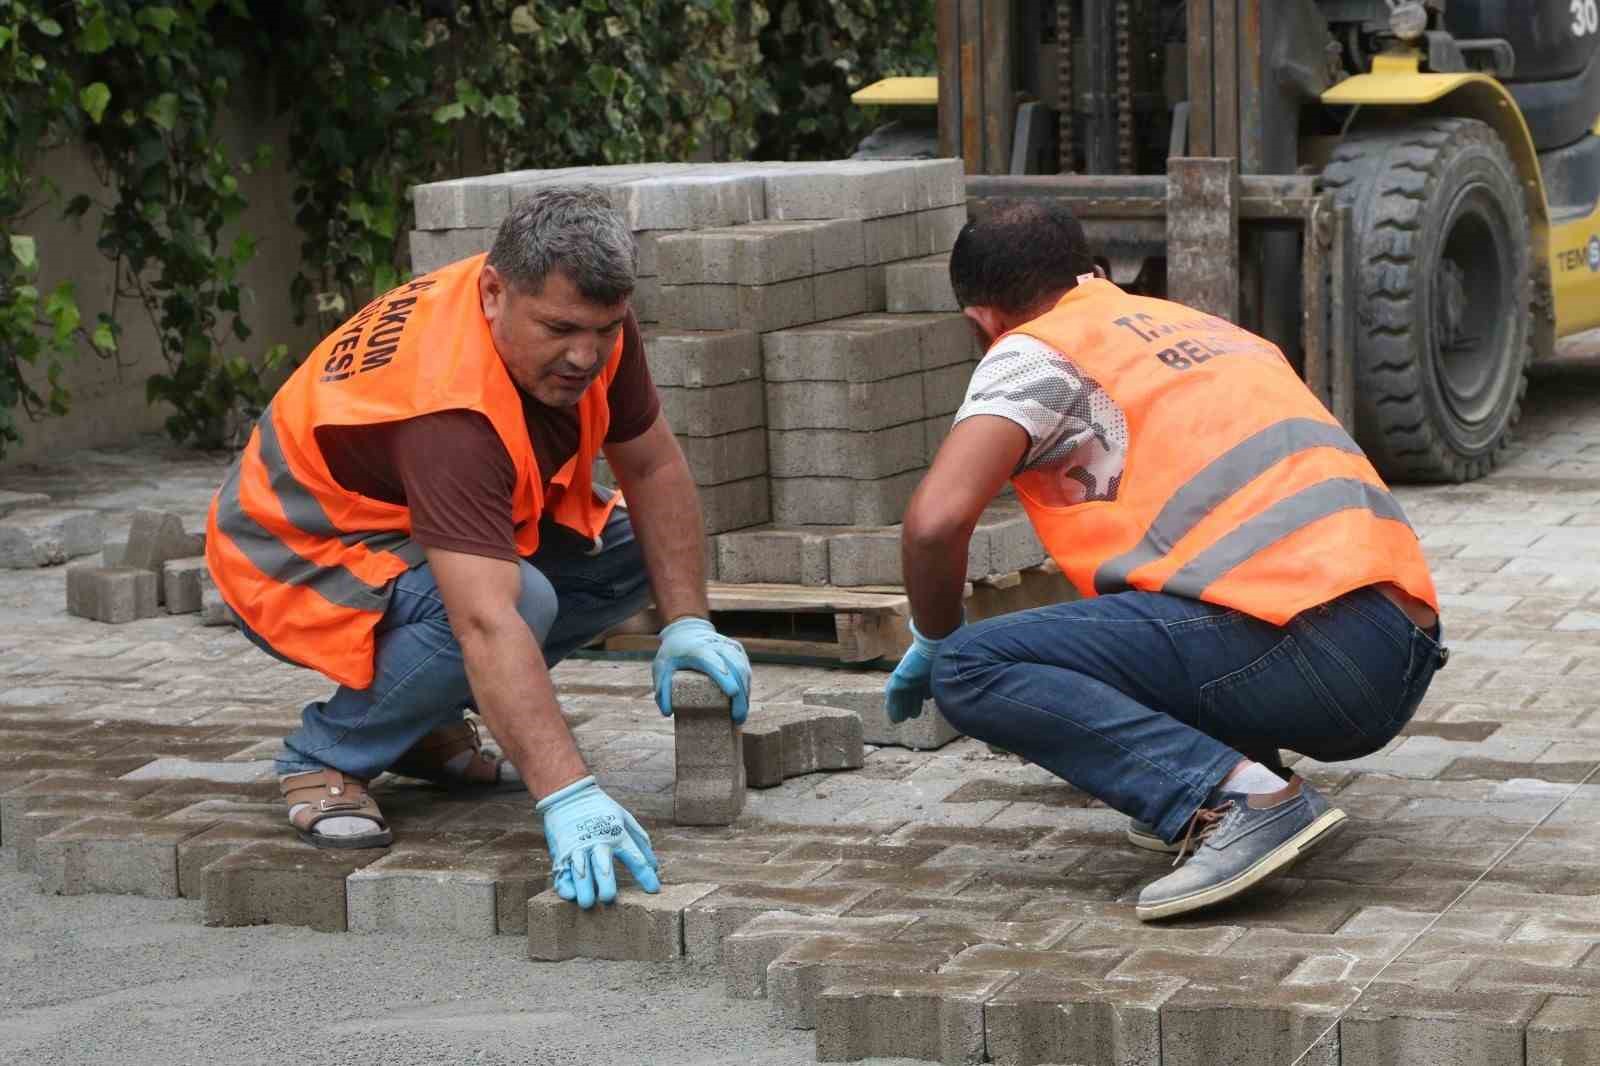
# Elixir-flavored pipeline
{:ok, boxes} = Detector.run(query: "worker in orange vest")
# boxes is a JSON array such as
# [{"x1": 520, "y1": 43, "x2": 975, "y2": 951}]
[
  {"x1": 206, "y1": 187, "x2": 751, "y2": 909},
  {"x1": 884, "y1": 200, "x2": 1447, "y2": 921}
]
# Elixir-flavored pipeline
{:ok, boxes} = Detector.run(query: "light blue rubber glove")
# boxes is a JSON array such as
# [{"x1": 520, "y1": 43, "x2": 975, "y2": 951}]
[
  {"x1": 536, "y1": 775, "x2": 661, "y2": 909},
  {"x1": 884, "y1": 618, "x2": 956, "y2": 723},
  {"x1": 652, "y1": 616, "x2": 753, "y2": 724}
]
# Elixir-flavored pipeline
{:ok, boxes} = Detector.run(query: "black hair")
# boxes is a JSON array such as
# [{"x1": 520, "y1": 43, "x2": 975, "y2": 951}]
[{"x1": 948, "y1": 199, "x2": 1097, "y2": 315}]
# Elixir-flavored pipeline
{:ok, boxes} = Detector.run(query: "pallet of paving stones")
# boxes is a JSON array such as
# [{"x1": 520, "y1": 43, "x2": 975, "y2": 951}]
[{"x1": 593, "y1": 561, "x2": 1074, "y2": 666}]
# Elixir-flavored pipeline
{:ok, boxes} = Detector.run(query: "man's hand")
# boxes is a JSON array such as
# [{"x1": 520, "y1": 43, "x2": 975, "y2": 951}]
[
  {"x1": 537, "y1": 776, "x2": 661, "y2": 908},
  {"x1": 884, "y1": 618, "x2": 956, "y2": 723},
  {"x1": 652, "y1": 617, "x2": 752, "y2": 723}
]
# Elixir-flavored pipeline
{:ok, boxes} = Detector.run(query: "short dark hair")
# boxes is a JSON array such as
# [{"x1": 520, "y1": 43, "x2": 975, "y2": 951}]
[
  {"x1": 948, "y1": 200, "x2": 1096, "y2": 315},
  {"x1": 487, "y1": 185, "x2": 636, "y2": 305}
]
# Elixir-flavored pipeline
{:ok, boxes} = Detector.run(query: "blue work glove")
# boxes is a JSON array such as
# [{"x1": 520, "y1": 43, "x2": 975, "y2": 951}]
[
  {"x1": 884, "y1": 618, "x2": 957, "y2": 724},
  {"x1": 536, "y1": 775, "x2": 661, "y2": 909},
  {"x1": 652, "y1": 616, "x2": 752, "y2": 724}
]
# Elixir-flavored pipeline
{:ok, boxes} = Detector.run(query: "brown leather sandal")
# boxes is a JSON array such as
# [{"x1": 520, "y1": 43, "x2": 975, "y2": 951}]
[
  {"x1": 281, "y1": 769, "x2": 393, "y2": 849},
  {"x1": 388, "y1": 719, "x2": 519, "y2": 789}
]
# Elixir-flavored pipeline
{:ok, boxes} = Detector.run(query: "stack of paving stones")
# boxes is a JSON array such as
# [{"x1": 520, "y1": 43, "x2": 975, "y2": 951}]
[
  {"x1": 409, "y1": 160, "x2": 1043, "y2": 572},
  {"x1": 64, "y1": 509, "x2": 205, "y2": 624}
]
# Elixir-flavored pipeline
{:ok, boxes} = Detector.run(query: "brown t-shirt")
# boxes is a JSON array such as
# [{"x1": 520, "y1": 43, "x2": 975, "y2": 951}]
[{"x1": 314, "y1": 310, "x2": 659, "y2": 562}]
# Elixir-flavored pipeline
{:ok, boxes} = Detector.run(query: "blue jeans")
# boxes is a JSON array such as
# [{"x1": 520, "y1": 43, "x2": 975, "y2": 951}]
[
  {"x1": 239, "y1": 508, "x2": 651, "y2": 779},
  {"x1": 930, "y1": 585, "x2": 1446, "y2": 844}
]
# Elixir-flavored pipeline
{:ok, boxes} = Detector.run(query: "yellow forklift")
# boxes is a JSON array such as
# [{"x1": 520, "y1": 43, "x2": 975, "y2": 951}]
[{"x1": 855, "y1": 1, "x2": 1600, "y2": 482}]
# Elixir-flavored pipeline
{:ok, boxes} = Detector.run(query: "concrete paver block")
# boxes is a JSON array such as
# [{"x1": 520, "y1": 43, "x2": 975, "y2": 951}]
[
  {"x1": 1529, "y1": 994, "x2": 1600, "y2": 1066},
  {"x1": 765, "y1": 377, "x2": 925, "y2": 432},
  {"x1": 804, "y1": 685, "x2": 962, "y2": 750},
  {"x1": 906, "y1": 313, "x2": 982, "y2": 369},
  {"x1": 121, "y1": 509, "x2": 203, "y2": 578},
  {"x1": 811, "y1": 219, "x2": 866, "y2": 273},
  {"x1": 767, "y1": 424, "x2": 925, "y2": 481},
  {"x1": 407, "y1": 227, "x2": 495, "y2": 274},
  {"x1": 716, "y1": 528, "x2": 830, "y2": 586},
  {"x1": 680, "y1": 429, "x2": 769, "y2": 488},
  {"x1": 769, "y1": 471, "x2": 924, "y2": 527},
  {"x1": 411, "y1": 177, "x2": 514, "y2": 230},
  {"x1": 527, "y1": 882, "x2": 718, "y2": 961},
  {"x1": 813, "y1": 971, "x2": 1015, "y2": 1064},
  {"x1": 909, "y1": 160, "x2": 966, "y2": 210},
  {"x1": 34, "y1": 816, "x2": 208, "y2": 898},
  {"x1": 764, "y1": 163, "x2": 917, "y2": 221},
  {"x1": 644, "y1": 328, "x2": 761, "y2": 388},
  {"x1": 613, "y1": 173, "x2": 765, "y2": 230},
  {"x1": 346, "y1": 850, "x2": 500, "y2": 938},
  {"x1": 1338, "y1": 985, "x2": 1545, "y2": 1066},
  {"x1": 176, "y1": 821, "x2": 284, "y2": 898},
  {"x1": 202, "y1": 841, "x2": 385, "y2": 932},
  {"x1": 698, "y1": 476, "x2": 770, "y2": 535},
  {"x1": 771, "y1": 939, "x2": 956, "y2": 1030},
  {"x1": 924, "y1": 362, "x2": 974, "y2": 418},
  {"x1": 460, "y1": 831, "x2": 551, "y2": 935},
  {"x1": 682, "y1": 883, "x2": 878, "y2": 966},
  {"x1": 0, "y1": 490, "x2": 49, "y2": 517},
  {"x1": 0, "y1": 508, "x2": 103, "y2": 568},
  {"x1": 863, "y1": 214, "x2": 920, "y2": 265},
  {"x1": 768, "y1": 704, "x2": 864, "y2": 781},
  {"x1": 658, "y1": 282, "x2": 739, "y2": 331},
  {"x1": 161, "y1": 556, "x2": 208, "y2": 614},
  {"x1": 984, "y1": 973, "x2": 1185, "y2": 1066},
  {"x1": 887, "y1": 255, "x2": 958, "y2": 313},
  {"x1": 813, "y1": 267, "x2": 872, "y2": 319},
  {"x1": 917, "y1": 205, "x2": 968, "y2": 256},
  {"x1": 762, "y1": 318, "x2": 924, "y2": 385},
  {"x1": 723, "y1": 912, "x2": 917, "y2": 998},
  {"x1": 827, "y1": 522, "x2": 995, "y2": 587},
  {"x1": 632, "y1": 274, "x2": 661, "y2": 324},
  {"x1": 978, "y1": 505, "x2": 1047, "y2": 575},
  {"x1": 658, "y1": 379, "x2": 765, "y2": 438},
  {"x1": 66, "y1": 566, "x2": 159, "y2": 623},
  {"x1": 658, "y1": 223, "x2": 816, "y2": 286},
  {"x1": 1159, "y1": 982, "x2": 1350, "y2": 1066},
  {"x1": 196, "y1": 564, "x2": 233, "y2": 626},
  {"x1": 673, "y1": 672, "x2": 745, "y2": 825}
]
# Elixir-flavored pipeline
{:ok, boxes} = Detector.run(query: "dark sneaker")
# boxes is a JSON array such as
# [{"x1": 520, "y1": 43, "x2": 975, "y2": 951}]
[
  {"x1": 1127, "y1": 773, "x2": 1309, "y2": 856},
  {"x1": 1134, "y1": 777, "x2": 1346, "y2": 921}
]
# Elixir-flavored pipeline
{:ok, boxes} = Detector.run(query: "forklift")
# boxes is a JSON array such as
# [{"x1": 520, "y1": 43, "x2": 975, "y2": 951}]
[{"x1": 854, "y1": 1, "x2": 1600, "y2": 483}]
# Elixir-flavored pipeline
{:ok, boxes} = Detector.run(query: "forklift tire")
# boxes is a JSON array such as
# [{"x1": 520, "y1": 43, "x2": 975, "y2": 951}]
[{"x1": 1323, "y1": 117, "x2": 1532, "y2": 483}]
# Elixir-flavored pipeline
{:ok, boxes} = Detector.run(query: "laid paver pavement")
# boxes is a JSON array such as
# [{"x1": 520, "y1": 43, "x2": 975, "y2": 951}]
[{"x1": 4, "y1": 362, "x2": 1600, "y2": 1064}]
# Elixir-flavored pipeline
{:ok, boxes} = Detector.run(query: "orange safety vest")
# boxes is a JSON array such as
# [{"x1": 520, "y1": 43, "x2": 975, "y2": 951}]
[
  {"x1": 205, "y1": 254, "x2": 622, "y2": 689},
  {"x1": 1005, "y1": 279, "x2": 1437, "y2": 623}
]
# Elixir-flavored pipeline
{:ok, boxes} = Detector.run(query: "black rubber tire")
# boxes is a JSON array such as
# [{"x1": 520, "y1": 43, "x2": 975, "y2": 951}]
[{"x1": 1323, "y1": 117, "x2": 1532, "y2": 483}]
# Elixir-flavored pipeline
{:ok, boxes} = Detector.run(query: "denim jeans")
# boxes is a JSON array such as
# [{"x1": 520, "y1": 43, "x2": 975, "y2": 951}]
[
  {"x1": 238, "y1": 507, "x2": 651, "y2": 779},
  {"x1": 930, "y1": 585, "x2": 1446, "y2": 844}
]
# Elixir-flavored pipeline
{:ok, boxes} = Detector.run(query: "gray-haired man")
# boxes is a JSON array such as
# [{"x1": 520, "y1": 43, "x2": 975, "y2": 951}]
[{"x1": 207, "y1": 187, "x2": 751, "y2": 908}]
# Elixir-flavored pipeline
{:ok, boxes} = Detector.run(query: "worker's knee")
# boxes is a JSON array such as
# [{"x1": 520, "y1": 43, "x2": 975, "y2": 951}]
[{"x1": 516, "y1": 561, "x2": 559, "y2": 645}]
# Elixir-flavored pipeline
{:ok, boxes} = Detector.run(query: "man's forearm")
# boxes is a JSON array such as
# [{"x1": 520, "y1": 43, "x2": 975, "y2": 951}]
[
  {"x1": 458, "y1": 621, "x2": 587, "y2": 799},
  {"x1": 904, "y1": 526, "x2": 970, "y2": 638},
  {"x1": 618, "y1": 448, "x2": 710, "y2": 624}
]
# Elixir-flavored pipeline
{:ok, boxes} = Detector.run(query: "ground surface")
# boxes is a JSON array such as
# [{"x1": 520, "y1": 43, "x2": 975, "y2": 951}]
[{"x1": 3, "y1": 356, "x2": 1600, "y2": 1065}]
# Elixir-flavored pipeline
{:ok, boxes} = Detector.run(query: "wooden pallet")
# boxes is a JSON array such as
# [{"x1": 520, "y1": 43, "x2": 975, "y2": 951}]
[{"x1": 597, "y1": 561, "x2": 1075, "y2": 665}]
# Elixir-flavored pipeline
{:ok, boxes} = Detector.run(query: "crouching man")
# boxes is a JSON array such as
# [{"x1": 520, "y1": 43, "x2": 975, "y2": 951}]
[
  {"x1": 884, "y1": 201, "x2": 1446, "y2": 921},
  {"x1": 205, "y1": 187, "x2": 751, "y2": 908}
]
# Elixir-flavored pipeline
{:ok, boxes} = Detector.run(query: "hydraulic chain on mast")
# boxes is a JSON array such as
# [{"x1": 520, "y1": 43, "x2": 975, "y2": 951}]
[
  {"x1": 1116, "y1": 0, "x2": 1135, "y2": 173},
  {"x1": 1057, "y1": 0, "x2": 1075, "y2": 172}
]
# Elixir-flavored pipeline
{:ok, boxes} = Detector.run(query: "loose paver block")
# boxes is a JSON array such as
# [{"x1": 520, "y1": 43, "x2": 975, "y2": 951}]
[
  {"x1": 66, "y1": 566, "x2": 160, "y2": 623},
  {"x1": 715, "y1": 527, "x2": 830, "y2": 586},
  {"x1": 407, "y1": 227, "x2": 495, "y2": 273},
  {"x1": 121, "y1": 509, "x2": 203, "y2": 584},
  {"x1": 196, "y1": 564, "x2": 233, "y2": 626},
  {"x1": 698, "y1": 476, "x2": 770, "y2": 535},
  {"x1": 527, "y1": 882, "x2": 718, "y2": 962},
  {"x1": 680, "y1": 430, "x2": 769, "y2": 488},
  {"x1": 740, "y1": 705, "x2": 865, "y2": 788},
  {"x1": 0, "y1": 490, "x2": 49, "y2": 518},
  {"x1": 34, "y1": 816, "x2": 209, "y2": 898},
  {"x1": 0, "y1": 508, "x2": 103, "y2": 568},
  {"x1": 161, "y1": 556, "x2": 209, "y2": 614},
  {"x1": 672, "y1": 672, "x2": 744, "y2": 825},
  {"x1": 203, "y1": 841, "x2": 385, "y2": 932},
  {"x1": 813, "y1": 971, "x2": 1015, "y2": 1065},
  {"x1": 346, "y1": 850, "x2": 500, "y2": 938},
  {"x1": 804, "y1": 685, "x2": 962, "y2": 750},
  {"x1": 886, "y1": 255, "x2": 958, "y2": 313},
  {"x1": 643, "y1": 329, "x2": 761, "y2": 388},
  {"x1": 1529, "y1": 994, "x2": 1600, "y2": 1065}
]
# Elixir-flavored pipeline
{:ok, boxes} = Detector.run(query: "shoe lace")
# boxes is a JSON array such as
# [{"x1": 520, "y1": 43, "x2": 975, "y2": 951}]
[{"x1": 1172, "y1": 800, "x2": 1236, "y2": 867}]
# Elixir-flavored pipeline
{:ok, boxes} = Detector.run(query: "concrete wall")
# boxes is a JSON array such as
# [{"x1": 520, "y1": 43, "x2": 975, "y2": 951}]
[{"x1": 1, "y1": 95, "x2": 320, "y2": 470}]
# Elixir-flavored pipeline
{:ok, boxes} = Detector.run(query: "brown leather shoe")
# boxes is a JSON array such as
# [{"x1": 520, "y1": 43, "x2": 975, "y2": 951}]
[{"x1": 389, "y1": 719, "x2": 521, "y2": 789}]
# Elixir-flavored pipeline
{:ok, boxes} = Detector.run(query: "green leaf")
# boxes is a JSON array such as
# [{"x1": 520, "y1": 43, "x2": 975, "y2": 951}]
[
  {"x1": 92, "y1": 323, "x2": 117, "y2": 352},
  {"x1": 587, "y1": 64, "x2": 617, "y2": 96},
  {"x1": 431, "y1": 101, "x2": 466, "y2": 123},
  {"x1": 136, "y1": 7, "x2": 179, "y2": 34},
  {"x1": 145, "y1": 92, "x2": 179, "y2": 131},
  {"x1": 9, "y1": 235, "x2": 37, "y2": 271},
  {"x1": 79, "y1": 14, "x2": 113, "y2": 54},
  {"x1": 79, "y1": 82, "x2": 111, "y2": 124},
  {"x1": 34, "y1": 17, "x2": 63, "y2": 37},
  {"x1": 509, "y1": 4, "x2": 538, "y2": 34}
]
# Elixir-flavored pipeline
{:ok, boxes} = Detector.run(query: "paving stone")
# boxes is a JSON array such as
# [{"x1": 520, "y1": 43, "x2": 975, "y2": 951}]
[
  {"x1": 121, "y1": 509, "x2": 204, "y2": 585},
  {"x1": 772, "y1": 938, "x2": 957, "y2": 1029},
  {"x1": 722, "y1": 912, "x2": 919, "y2": 998},
  {"x1": 658, "y1": 379, "x2": 765, "y2": 438},
  {"x1": 767, "y1": 424, "x2": 925, "y2": 481},
  {"x1": 120, "y1": 758, "x2": 274, "y2": 783},
  {"x1": 202, "y1": 841, "x2": 386, "y2": 932},
  {"x1": 697, "y1": 476, "x2": 769, "y2": 535},
  {"x1": 411, "y1": 175, "x2": 523, "y2": 229},
  {"x1": 10, "y1": 795, "x2": 178, "y2": 871},
  {"x1": 196, "y1": 564, "x2": 233, "y2": 626},
  {"x1": 672, "y1": 672, "x2": 744, "y2": 826},
  {"x1": 916, "y1": 205, "x2": 968, "y2": 257},
  {"x1": 175, "y1": 821, "x2": 284, "y2": 898},
  {"x1": 715, "y1": 528, "x2": 830, "y2": 586},
  {"x1": 683, "y1": 884, "x2": 879, "y2": 966},
  {"x1": 611, "y1": 173, "x2": 765, "y2": 230},
  {"x1": 762, "y1": 317, "x2": 926, "y2": 384},
  {"x1": 0, "y1": 508, "x2": 104, "y2": 568},
  {"x1": 887, "y1": 255, "x2": 958, "y2": 313},
  {"x1": 34, "y1": 816, "x2": 209, "y2": 898},
  {"x1": 527, "y1": 882, "x2": 718, "y2": 961},
  {"x1": 804, "y1": 685, "x2": 962, "y2": 750},
  {"x1": 1160, "y1": 982, "x2": 1351, "y2": 1066},
  {"x1": 1529, "y1": 994, "x2": 1600, "y2": 1066},
  {"x1": 764, "y1": 163, "x2": 917, "y2": 221},
  {"x1": 908, "y1": 160, "x2": 965, "y2": 210},
  {"x1": 65, "y1": 566, "x2": 159, "y2": 623},
  {"x1": 770, "y1": 470, "x2": 923, "y2": 527},
  {"x1": 862, "y1": 214, "x2": 920, "y2": 265},
  {"x1": 678, "y1": 429, "x2": 768, "y2": 488},
  {"x1": 765, "y1": 376, "x2": 925, "y2": 432},
  {"x1": 407, "y1": 227, "x2": 495, "y2": 273},
  {"x1": 643, "y1": 328, "x2": 761, "y2": 388},
  {"x1": 463, "y1": 831, "x2": 552, "y2": 935},
  {"x1": 658, "y1": 223, "x2": 817, "y2": 286},
  {"x1": 658, "y1": 278, "x2": 816, "y2": 334},
  {"x1": 814, "y1": 267, "x2": 872, "y2": 318},
  {"x1": 1340, "y1": 985, "x2": 1546, "y2": 1066},
  {"x1": 0, "y1": 775, "x2": 162, "y2": 846},
  {"x1": 161, "y1": 556, "x2": 208, "y2": 614},
  {"x1": 984, "y1": 973, "x2": 1186, "y2": 1066},
  {"x1": 346, "y1": 848, "x2": 503, "y2": 938},
  {"x1": 741, "y1": 704, "x2": 865, "y2": 788},
  {"x1": 813, "y1": 970, "x2": 1014, "y2": 1065},
  {"x1": 0, "y1": 490, "x2": 49, "y2": 517}
]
